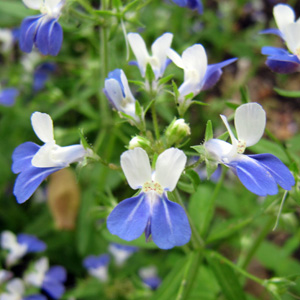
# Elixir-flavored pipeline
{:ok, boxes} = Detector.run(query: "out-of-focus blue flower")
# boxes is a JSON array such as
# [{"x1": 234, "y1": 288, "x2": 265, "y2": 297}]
[
  {"x1": 103, "y1": 69, "x2": 138, "y2": 121},
  {"x1": 204, "y1": 103, "x2": 295, "y2": 196},
  {"x1": 20, "y1": 0, "x2": 65, "y2": 56},
  {"x1": 107, "y1": 147, "x2": 191, "y2": 250},
  {"x1": 171, "y1": 0, "x2": 203, "y2": 14},
  {"x1": 139, "y1": 266, "x2": 161, "y2": 290},
  {"x1": 261, "y1": 4, "x2": 300, "y2": 73},
  {"x1": 33, "y1": 62, "x2": 56, "y2": 91},
  {"x1": 127, "y1": 32, "x2": 173, "y2": 81},
  {"x1": 1, "y1": 231, "x2": 46, "y2": 266},
  {"x1": 83, "y1": 254, "x2": 110, "y2": 282},
  {"x1": 0, "y1": 28, "x2": 19, "y2": 53},
  {"x1": 25, "y1": 257, "x2": 66, "y2": 300},
  {"x1": 0, "y1": 278, "x2": 47, "y2": 300},
  {"x1": 167, "y1": 44, "x2": 237, "y2": 103},
  {"x1": 0, "y1": 88, "x2": 19, "y2": 107},
  {"x1": 108, "y1": 243, "x2": 138, "y2": 266},
  {"x1": 12, "y1": 112, "x2": 92, "y2": 204}
]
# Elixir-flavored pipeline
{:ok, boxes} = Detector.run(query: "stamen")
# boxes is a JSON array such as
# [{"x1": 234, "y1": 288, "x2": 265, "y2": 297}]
[
  {"x1": 142, "y1": 180, "x2": 163, "y2": 194},
  {"x1": 237, "y1": 139, "x2": 246, "y2": 154}
]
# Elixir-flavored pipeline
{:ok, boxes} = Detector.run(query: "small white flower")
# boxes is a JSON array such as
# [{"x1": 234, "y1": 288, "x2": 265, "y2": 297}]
[{"x1": 23, "y1": 0, "x2": 65, "y2": 18}]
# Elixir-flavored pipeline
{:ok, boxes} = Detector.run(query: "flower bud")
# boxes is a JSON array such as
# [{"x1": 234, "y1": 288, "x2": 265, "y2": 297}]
[
  {"x1": 165, "y1": 119, "x2": 191, "y2": 146},
  {"x1": 128, "y1": 136, "x2": 151, "y2": 151}
]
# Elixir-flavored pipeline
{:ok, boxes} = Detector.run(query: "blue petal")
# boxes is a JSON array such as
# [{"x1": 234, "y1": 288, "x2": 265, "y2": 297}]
[
  {"x1": 107, "y1": 69, "x2": 125, "y2": 97},
  {"x1": 110, "y1": 243, "x2": 138, "y2": 253},
  {"x1": 107, "y1": 193, "x2": 150, "y2": 241},
  {"x1": 24, "y1": 295, "x2": 47, "y2": 300},
  {"x1": 33, "y1": 62, "x2": 56, "y2": 91},
  {"x1": 42, "y1": 279, "x2": 65, "y2": 300},
  {"x1": 17, "y1": 234, "x2": 46, "y2": 252},
  {"x1": 13, "y1": 166, "x2": 61, "y2": 204},
  {"x1": 232, "y1": 157, "x2": 278, "y2": 196},
  {"x1": 19, "y1": 15, "x2": 42, "y2": 53},
  {"x1": 151, "y1": 194, "x2": 191, "y2": 249},
  {"x1": 83, "y1": 254, "x2": 110, "y2": 269},
  {"x1": 249, "y1": 154, "x2": 295, "y2": 191},
  {"x1": 36, "y1": 18, "x2": 63, "y2": 56},
  {"x1": 202, "y1": 58, "x2": 237, "y2": 91},
  {"x1": 143, "y1": 277, "x2": 161, "y2": 290},
  {"x1": 171, "y1": 0, "x2": 187, "y2": 7},
  {"x1": 187, "y1": 0, "x2": 203, "y2": 14},
  {"x1": 265, "y1": 58, "x2": 300, "y2": 74},
  {"x1": 260, "y1": 28, "x2": 284, "y2": 39},
  {"x1": 261, "y1": 46, "x2": 291, "y2": 57},
  {"x1": 11, "y1": 142, "x2": 40, "y2": 174},
  {"x1": 0, "y1": 88, "x2": 19, "y2": 107},
  {"x1": 46, "y1": 266, "x2": 67, "y2": 283}
]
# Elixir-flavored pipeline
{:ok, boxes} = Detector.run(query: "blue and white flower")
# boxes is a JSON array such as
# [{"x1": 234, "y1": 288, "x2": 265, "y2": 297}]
[
  {"x1": 103, "y1": 69, "x2": 138, "y2": 121},
  {"x1": 20, "y1": 0, "x2": 65, "y2": 56},
  {"x1": 204, "y1": 103, "x2": 295, "y2": 196},
  {"x1": 1, "y1": 231, "x2": 46, "y2": 266},
  {"x1": 12, "y1": 112, "x2": 92, "y2": 204},
  {"x1": 0, "y1": 278, "x2": 46, "y2": 300},
  {"x1": 83, "y1": 254, "x2": 110, "y2": 282},
  {"x1": 25, "y1": 257, "x2": 66, "y2": 299},
  {"x1": 139, "y1": 266, "x2": 161, "y2": 290},
  {"x1": 0, "y1": 28, "x2": 19, "y2": 53},
  {"x1": 167, "y1": 44, "x2": 237, "y2": 103},
  {"x1": 0, "y1": 88, "x2": 19, "y2": 107},
  {"x1": 261, "y1": 4, "x2": 300, "y2": 73},
  {"x1": 171, "y1": 0, "x2": 203, "y2": 14},
  {"x1": 108, "y1": 243, "x2": 138, "y2": 266},
  {"x1": 127, "y1": 32, "x2": 173, "y2": 81},
  {"x1": 107, "y1": 147, "x2": 191, "y2": 250}
]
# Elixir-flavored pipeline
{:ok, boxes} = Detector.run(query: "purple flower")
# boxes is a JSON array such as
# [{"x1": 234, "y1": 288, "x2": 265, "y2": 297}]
[
  {"x1": 12, "y1": 112, "x2": 91, "y2": 204},
  {"x1": 139, "y1": 266, "x2": 161, "y2": 290},
  {"x1": 20, "y1": 0, "x2": 65, "y2": 56},
  {"x1": 204, "y1": 103, "x2": 295, "y2": 196},
  {"x1": 1, "y1": 231, "x2": 46, "y2": 266},
  {"x1": 260, "y1": 4, "x2": 300, "y2": 73},
  {"x1": 83, "y1": 254, "x2": 110, "y2": 282},
  {"x1": 25, "y1": 257, "x2": 66, "y2": 300},
  {"x1": 0, "y1": 88, "x2": 19, "y2": 107},
  {"x1": 171, "y1": 0, "x2": 203, "y2": 14},
  {"x1": 107, "y1": 147, "x2": 191, "y2": 250}
]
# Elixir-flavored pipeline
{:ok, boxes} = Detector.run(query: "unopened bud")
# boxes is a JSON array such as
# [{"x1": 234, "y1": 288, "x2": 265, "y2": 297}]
[
  {"x1": 165, "y1": 119, "x2": 191, "y2": 146},
  {"x1": 128, "y1": 136, "x2": 151, "y2": 151}
]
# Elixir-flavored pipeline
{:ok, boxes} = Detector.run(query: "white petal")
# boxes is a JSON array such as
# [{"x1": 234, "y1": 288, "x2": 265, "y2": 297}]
[
  {"x1": 120, "y1": 70, "x2": 135, "y2": 104},
  {"x1": 273, "y1": 4, "x2": 295, "y2": 34},
  {"x1": 151, "y1": 32, "x2": 173, "y2": 78},
  {"x1": 127, "y1": 33, "x2": 149, "y2": 77},
  {"x1": 154, "y1": 148, "x2": 186, "y2": 191},
  {"x1": 1, "y1": 231, "x2": 17, "y2": 250},
  {"x1": 204, "y1": 139, "x2": 233, "y2": 163},
  {"x1": 120, "y1": 148, "x2": 152, "y2": 190},
  {"x1": 235, "y1": 103, "x2": 266, "y2": 147},
  {"x1": 6, "y1": 278, "x2": 24, "y2": 295},
  {"x1": 105, "y1": 78, "x2": 124, "y2": 111},
  {"x1": 32, "y1": 144, "x2": 86, "y2": 168},
  {"x1": 89, "y1": 266, "x2": 108, "y2": 282},
  {"x1": 182, "y1": 44, "x2": 207, "y2": 84},
  {"x1": 31, "y1": 112, "x2": 54, "y2": 143},
  {"x1": 45, "y1": 0, "x2": 65, "y2": 15},
  {"x1": 220, "y1": 115, "x2": 238, "y2": 145},
  {"x1": 22, "y1": 0, "x2": 43, "y2": 10},
  {"x1": 167, "y1": 48, "x2": 184, "y2": 69},
  {"x1": 284, "y1": 22, "x2": 300, "y2": 54}
]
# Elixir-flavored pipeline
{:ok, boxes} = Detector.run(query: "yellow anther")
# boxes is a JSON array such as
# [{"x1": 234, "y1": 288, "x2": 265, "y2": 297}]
[
  {"x1": 142, "y1": 180, "x2": 163, "y2": 195},
  {"x1": 237, "y1": 140, "x2": 246, "y2": 154}
]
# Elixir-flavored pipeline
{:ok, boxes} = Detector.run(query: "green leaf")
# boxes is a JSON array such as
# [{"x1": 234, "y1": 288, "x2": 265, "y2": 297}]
[
  {"x1": 172, "y1": 80, "x2": 180, "y2": 99},
  {"x1": 239, "y1": 86, "x2": 250, "y2": 103},
  {"x1": 205, "y1": 159, "x2": 219, "y2": 179},
  {"x1": 191, "y1": 145, "x2": 205, "y2": 156},
  {"x1": 186, "y1": 169, "x2": 201, "y2": 190},
  {"x1": 225, "y1": 101, "x2": 239, "y2": 110},
  {"x1": 158, "y1": 74, "x2": 174, "y2": 85},
  {"x1": 135, "y1": 100, "x2": 143, "y2": 118},
  {"x1": 191, "y1": 100, "x2": 209, "y2": 106},
  {"x1": 206, "y1": 252, "x2": 247, "y2": 300},
  {"x1": 205, "y1": 120, "x2": 213, "y2": 142},
  {"x1": 145, "y1": 63, "x2": 155, "y2": 85},
  {"x1": 274, "y1": 87, "x2": 300, "y2": 98},
  {"x1": 123, "y1": 0, "x2": 141, "y2": 13},
  {"x1": 94, "y1": 10, "x2": 120, "y2": 17}
]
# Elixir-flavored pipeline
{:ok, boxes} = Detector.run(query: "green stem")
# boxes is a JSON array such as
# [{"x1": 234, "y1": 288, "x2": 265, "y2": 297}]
[
  {"x1": 200, "y1": 166, "x2": 226, "y2": 238},
  {"x1": 151, "y1": 101, "x2": 160, "y2": 140},
  {"x1": 207, "y1": 250, "x2": 264, "y2": 285},
  {"x1": 172, "y1": 189, "x2": 205, "y2": 249},
  {"x1": 238, "y1": 217, "x2": 274, "y2": 270},
  {"x1": 273, "y1": 190, "x2": 288, "y2": 231}
]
